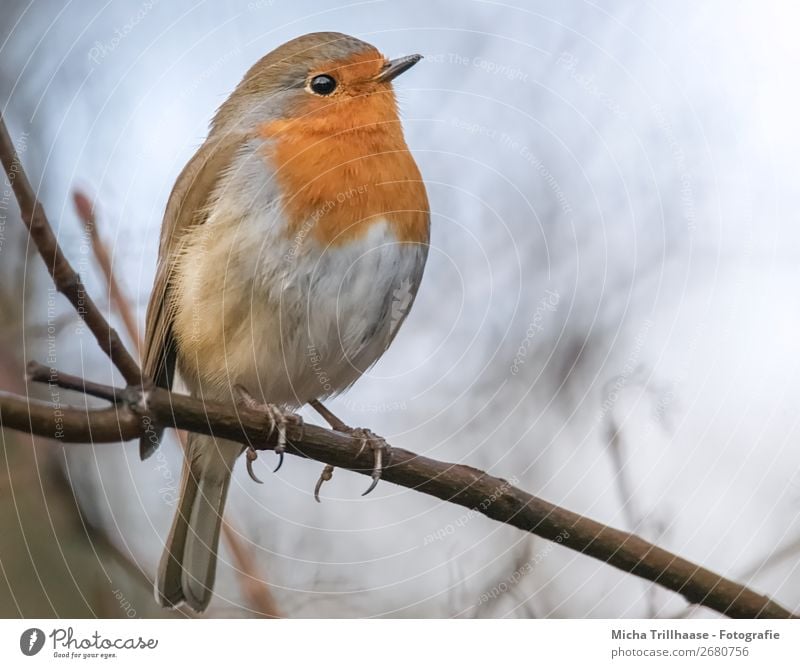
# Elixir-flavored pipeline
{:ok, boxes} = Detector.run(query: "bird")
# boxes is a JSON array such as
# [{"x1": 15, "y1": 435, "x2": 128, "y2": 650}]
[{"x1": 140, "y1": 32, "x2": 430, "y2": 613}]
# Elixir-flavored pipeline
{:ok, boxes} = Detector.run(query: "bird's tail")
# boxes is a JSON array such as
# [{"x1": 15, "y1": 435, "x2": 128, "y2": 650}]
[{"x1": 156, "y1": 432, "x2": 242, "y2": 612}]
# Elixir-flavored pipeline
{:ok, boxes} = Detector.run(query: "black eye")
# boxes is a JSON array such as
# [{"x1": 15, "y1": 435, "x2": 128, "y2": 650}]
[{"x1": 309, "y1": 74, "x2": 337, "y2": 95}]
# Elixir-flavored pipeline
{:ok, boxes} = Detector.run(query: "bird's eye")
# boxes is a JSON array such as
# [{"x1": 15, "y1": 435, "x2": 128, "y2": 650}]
[{"x1": 309, "y1": 74, "x2": 337, "y2": 95}]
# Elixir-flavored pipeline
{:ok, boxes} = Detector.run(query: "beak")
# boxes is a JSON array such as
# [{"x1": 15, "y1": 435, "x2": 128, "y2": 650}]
[{"x1": 375, "y1": 54, "x2": 422, "y2": 83}]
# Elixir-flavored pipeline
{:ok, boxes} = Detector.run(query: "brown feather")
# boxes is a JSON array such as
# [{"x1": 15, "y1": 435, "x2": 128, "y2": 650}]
[{"x1": 139, "y1": 135, "x2": 245, "y2": 459}]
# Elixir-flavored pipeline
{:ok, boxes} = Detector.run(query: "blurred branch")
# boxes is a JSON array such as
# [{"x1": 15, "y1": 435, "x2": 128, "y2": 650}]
[
  {"x1": 606, "y1": 417, "x2": 661, "y2": 617},
  {"x1": 72, "y1": 190, "x2": 141, "y2": 356},
  {"x1": 221, "y1": 521, "x2": 281, "y2": 618},
  {"x1": 0, "y1": 112, "x2": 796, "y2": 620}
]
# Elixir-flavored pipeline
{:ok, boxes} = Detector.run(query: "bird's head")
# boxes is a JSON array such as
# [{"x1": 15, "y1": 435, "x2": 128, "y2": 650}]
[{"x1": 213, "y1": 32, "x2": 421, "y2": 134}]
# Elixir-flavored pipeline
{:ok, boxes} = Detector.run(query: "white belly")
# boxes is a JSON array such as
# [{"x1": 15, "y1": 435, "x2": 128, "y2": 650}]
[
  {"x1": 254, "y1": 219, "x2": 426, "y2": 404},
  {"x1": 176, "y1": 210, "x2": 426, "y2": 406}
]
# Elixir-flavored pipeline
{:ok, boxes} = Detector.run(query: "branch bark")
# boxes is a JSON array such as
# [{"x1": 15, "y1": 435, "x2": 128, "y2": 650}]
[{"x1": 0, "y1": 112, "x2": 796, "y2": 620}]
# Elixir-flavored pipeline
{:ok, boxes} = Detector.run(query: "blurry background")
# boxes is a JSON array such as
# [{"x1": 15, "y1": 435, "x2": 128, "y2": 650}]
[{"x1": 1, "y1": 0, "x2": 799, "y2": 618}]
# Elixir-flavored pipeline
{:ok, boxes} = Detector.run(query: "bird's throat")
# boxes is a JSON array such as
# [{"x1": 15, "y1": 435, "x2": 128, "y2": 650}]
[{"x1": 258, "y1": 118, "x2": 429, "y2": 247}]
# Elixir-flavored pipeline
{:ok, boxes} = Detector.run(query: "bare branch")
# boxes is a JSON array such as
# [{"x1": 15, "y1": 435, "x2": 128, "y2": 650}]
[{"x1": 1, "y1": 373, "x2": 795, "y2": 620}]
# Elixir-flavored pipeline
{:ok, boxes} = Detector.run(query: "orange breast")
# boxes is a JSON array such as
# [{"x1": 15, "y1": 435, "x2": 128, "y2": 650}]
[{"x1": 258, "y1": 109, "x2": 429, "y2": 246}]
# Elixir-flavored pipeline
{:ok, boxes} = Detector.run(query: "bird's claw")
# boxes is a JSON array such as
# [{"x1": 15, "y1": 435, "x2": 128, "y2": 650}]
[
  {"x1": 352, "y1": 428, "x2": 389, "y2": 496},
  {"x1": 264, "y1": 402, "x2": 288, "y2": 472},
  {"x1": 245, "y1": 447, "x2": 263, "y2": 484},
  {"x1": 233, "y1": 384, "x2": 301, "y2": 478},
  {"x1": 306, "y1": 401, "x2": 389, "y2": 498},
  {"x1": 314, "y1": 465, "x2": 335, "y2": 503}
]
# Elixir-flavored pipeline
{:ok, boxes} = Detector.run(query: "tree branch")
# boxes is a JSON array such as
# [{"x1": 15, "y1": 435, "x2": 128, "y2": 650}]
[
  {"x1": 3, "y1": 369, "x2": 796, "y2": 620},
  {"x1": 0, "y1": 111, "x2": 796, "y2": 620}
]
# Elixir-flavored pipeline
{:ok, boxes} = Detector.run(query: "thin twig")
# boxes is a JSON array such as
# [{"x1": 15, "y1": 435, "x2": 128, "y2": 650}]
[
  {"x1": 27, "y1": 360, "x2": 123, "y2": 403},
  {"x1": 72, "y1": 190, "x2": 142, "y2": 356}
]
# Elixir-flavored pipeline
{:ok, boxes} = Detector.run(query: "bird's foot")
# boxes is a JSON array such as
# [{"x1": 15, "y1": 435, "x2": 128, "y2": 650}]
[
  {"x1": 234, "y1": 385, "x2": 302, "y2": 479},
  {"x1": 307, "y1": 399, "x2": 390, "y2": 498},
  {"x1": 351, "y1": 427, "x2": 390, "y2": 496},
  {"x1": 314, "y1": 465, "x2": 335, "y2": 503}
]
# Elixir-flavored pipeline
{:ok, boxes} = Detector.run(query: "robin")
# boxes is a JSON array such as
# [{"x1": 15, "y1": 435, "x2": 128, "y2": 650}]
[{"x1": 141, "y1": 32, "x2": 429, "y2": 612}]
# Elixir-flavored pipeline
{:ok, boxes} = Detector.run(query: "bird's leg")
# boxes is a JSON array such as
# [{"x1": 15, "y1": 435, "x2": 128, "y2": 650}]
[
  {"x1": 308, "y1": 398, "x2": 349, "y2": 432},
  {"x1": 234, "y1": 384, "x2": 302, "y2": 478},
  {"x1": 308, "y1": 399, "x2": 390, "y2": 497}
]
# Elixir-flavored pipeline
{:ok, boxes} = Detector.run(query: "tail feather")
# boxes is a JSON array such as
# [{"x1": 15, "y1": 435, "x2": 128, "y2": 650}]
[
  {"x1": 140, "y1": 427, "x2": 164, "y2": 460},
  {"x1": 155, "y1": 451, "x2": 197, "y2": 607},
  {"x1": 156, "y1": 433, "x2": 241, "y2": 612},
  {"x1": 181, "y1": 456, "x2": 235, "y2": 610}
]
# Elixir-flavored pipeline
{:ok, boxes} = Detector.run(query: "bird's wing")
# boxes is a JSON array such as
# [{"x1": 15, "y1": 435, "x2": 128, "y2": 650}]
[{"x1": 140, "y1": 134, "x2": 245, "y2": 458}]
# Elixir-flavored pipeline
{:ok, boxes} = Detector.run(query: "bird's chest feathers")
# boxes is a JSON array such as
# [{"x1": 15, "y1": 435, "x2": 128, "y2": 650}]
[
  {"x1": 284, "y1": 220, "x2": 423, "y2": 351},
  {"x1": 242, "y1": 216, "x2": 425, "y2": 397},
  {"x1": 258, "y1": 121, "x2": 429, "y2": 247}
]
